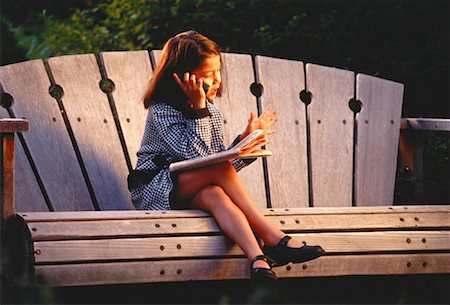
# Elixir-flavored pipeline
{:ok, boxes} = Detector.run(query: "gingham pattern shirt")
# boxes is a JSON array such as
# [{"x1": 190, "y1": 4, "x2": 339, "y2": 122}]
[{"x1": 131, "y1": 101, "x2": 251, "y2": 210}]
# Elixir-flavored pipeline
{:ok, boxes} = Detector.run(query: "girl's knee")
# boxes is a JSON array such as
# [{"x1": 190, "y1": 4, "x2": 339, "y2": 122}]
[
  {"x1": 192, "y1": 185, "x2": 225, "y2": 210},
  {"x1": 198, "y1": 185, "x2": 226, "y2": 201}
]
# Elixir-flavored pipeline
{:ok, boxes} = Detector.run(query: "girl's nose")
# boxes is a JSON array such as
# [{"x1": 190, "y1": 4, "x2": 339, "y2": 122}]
[{"x1": 213, "y1": 71, "x2": 221, "y2": 84}]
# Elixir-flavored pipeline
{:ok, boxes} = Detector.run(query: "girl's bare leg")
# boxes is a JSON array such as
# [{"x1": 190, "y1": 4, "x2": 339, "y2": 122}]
[
  {"x1": 189, "y1": 185, "x2": 268, "y2": 269},
  {"x1": 176, "y1": 162, "x2": 304, "y2": 250}
]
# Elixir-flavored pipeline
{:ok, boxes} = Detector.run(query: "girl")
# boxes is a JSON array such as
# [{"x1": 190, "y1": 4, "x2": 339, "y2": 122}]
[{"x1": 130, "y1": 30, "x2": 324, "y2": 280}]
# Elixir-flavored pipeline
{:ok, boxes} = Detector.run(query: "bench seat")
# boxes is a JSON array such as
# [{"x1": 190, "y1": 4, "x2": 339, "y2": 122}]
[{"x1": 13, "y1": 206, "x2": 449, "y2": 286}]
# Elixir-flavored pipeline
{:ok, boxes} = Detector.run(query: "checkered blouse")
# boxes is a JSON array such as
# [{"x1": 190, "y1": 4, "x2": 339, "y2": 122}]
[{"x1": 131, "y1": 101, "x2": 252, "y2": 210}]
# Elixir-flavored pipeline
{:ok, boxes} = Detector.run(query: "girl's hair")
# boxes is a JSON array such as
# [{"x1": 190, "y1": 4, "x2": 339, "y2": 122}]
[{"x1": 143, "y1": 30, "x2": 222, "y2": 109}]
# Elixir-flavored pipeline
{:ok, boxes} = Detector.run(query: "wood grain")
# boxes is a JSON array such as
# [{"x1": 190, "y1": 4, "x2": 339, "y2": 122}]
[
  {"x1": 0, "y1": 111, "x2": 48, "y2": 212},
  {"x1": 255, "y1": 56, "x2": 309, "y2": 208},
  {"x1": 100, "y1": 51, "x2": 152, "y2": 168},
  {"x1": 215, "y1": 53, "x2": 267, "y2": 208},
  {"x1": 0, "y1": 60, "x2": 93, "y2": 211},
  {"x1": 2, "y1": 133, "x2": 15, "y2": 219},
  {"x1": 356, "y1": 74, "x2": 404, "y2": 205},
  {"x1": 13, "y1": 135, "x2": 49, "y2": 212},
  {"x1": 35, "y1": 253, "x2": 450, "y2": 286},
  {"x1": 0, "y1": 119, "x2": 29, "y2": 132},
  {"x1": 27, "y1": 211, "x2": 449, "y2": 241},
  {"x1": 47, "y1": 54, "x2": 133, "y2": 210},
  {"x1": 33, "y1": 230, "x2": 449, "y2": 263},
  {"x1": 306, "y1": 64, "x2": 355, "y2": 207},
  {"x1": 401, "y1": 118, "x2": 450, "y2": 131},
  {"x1": 19, "y1": 205, "x2": 450, "y2": 222}
]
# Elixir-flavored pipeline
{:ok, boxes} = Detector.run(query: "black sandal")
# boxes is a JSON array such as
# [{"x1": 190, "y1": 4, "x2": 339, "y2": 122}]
[
  {"x1": 263, "y1": 235, "x2": 325, "y2": 266},
  {"x1": 250, "y1": 255, "x2": 277, "y2": 281}
]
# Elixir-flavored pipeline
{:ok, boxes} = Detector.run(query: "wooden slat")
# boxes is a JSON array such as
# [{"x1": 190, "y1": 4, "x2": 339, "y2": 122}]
[
  {"x1": 19, "y1": 205, "x2": 450, "y2": 222},
  {"x1": 215, "y1": 53, "x2": 267, "y2": 208},
  {"x1": 35, "y1": 253, "x2": 450, "y2": 286},
  {"x1": 27, "y1": 211, "x2": 450, "y2": 241},
  {"x1": 265, "y1": 205, "x2": 450, "y2": 214},
  {"x1": 306, "y1": 64, "x2": 355, "y2": 207},
  {"x1": 47, "y1": 54, "x2": 133, "y2": 210},
  {"x1": 0, "y1": 112, "x2": 48, "y2": 212},
  {"x1": 33, "y1": 231, "x2": 449, "y2": 263},
  {"x1": 14, "y1": 141, "x2": 49, "y2": 212},
  {"x1": 20, "y1": 209, "x2": 208, "y2": 222},
  {"x1": 100, "y1": 51, "x2": 152, "y2": 168},
  {"x1": 34, "y1": 235, "x2": 241, "y2": 263},
  {"x1": 255, "y1": 56, "x2": 309, "y2": 208},
  {"x1": 0, "y1": 60, "x2": 93, "y2": 211},
  {"x1": 356, "y1": 74, "x2": 404, "y2": 206},
  {"x1": 150, "y1": 50, "x2": 162, "y2": 66}
]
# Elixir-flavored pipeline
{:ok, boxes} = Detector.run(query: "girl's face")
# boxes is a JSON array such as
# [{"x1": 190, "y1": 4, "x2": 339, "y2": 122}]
[{"x1": 191, "y1": 55, "x2": 221, "y2": 100}]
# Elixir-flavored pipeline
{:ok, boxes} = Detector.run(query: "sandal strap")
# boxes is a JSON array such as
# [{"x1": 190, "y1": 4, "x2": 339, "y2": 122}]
[
  {"x1": 251, "y1": 254, "x2": 276, "y2": 268},
  {"x1": 278, "y1": 235, "x2": 292, "y2": 247}
]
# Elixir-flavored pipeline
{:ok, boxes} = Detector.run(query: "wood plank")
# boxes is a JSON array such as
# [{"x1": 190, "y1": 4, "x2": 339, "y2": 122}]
[
  {"x1": 20, "y1": 209, "x2": 208, "y2": 222},
  {"x1": 215, "y1": 53, "x2": 267, "y2": 208},
  {"x1": 35, "y1": 253, "x2": 450, "y2": 286},
  {"x1": 34, "y1": 235, "x2": 241, "y2": 263},
  {"x1": 100, "y1": 51, "x2": 152, "y2": 168},
  {"x1": 14, "y1": 135, "x2": 49, "y2": 212},
  {"x1": 27, "y1": 211, "x2": 450, "y2": 241},
  {"x1": 356, "y1": 74, "x2": 404, "y2": 206},
  {"x1": 264, "y1": 205, "x2": 450, "y2": 214},
  {"x1": 150, "y1": 50, "x2": 162, "y2": 67},
  {"x1": 0, "y1": 60, "x2": 93, "y2": 211},
  {"x1": 401, "y1": 118, "x2": 450, "y2": 131},
  {"x1": 255, "y1": 55, "x2": 309, "y2": 208},
  {"x1": 47, "y1": 54, "x2": 133, "y2": 210},
  {"x1": 0, "y1": 111, "x2": 48, "y2": 212},
  {"x1": 19, "y1": 205, "x2": 450, "y2": 222},
  {"x1": 306, "y1": 64, "x2": 355, "y2": 207},
  {"x1": 33, "y1": 231, "x2": 449, "y2": 263},
  {"x1": 0, "y1": 118, "x2": 29, "y2": 132}
]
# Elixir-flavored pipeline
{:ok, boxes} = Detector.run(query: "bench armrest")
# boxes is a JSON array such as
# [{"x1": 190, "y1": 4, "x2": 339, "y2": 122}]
[
  {"x1": 0, "y1": 118, "x2": 29, "y2": 133},
  {"x1": 1, "y1": 118, "x2": 29, "y2": 221},
  {"x1": 401, "y1": 118, "x2": 450, "y2": 132},
  {"x1": 399, "y1": 117, "x2": 449, "y2": 199}
]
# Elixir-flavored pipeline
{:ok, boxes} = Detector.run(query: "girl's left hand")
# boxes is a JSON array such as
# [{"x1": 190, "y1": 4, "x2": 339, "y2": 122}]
[{"x1": 241, "y1": 106, "x2": 278, "y2": 140}]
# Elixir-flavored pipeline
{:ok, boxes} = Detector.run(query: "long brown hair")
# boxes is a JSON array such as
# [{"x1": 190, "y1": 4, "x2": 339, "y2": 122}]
[{"x1": 143, "y1": 30, "x2": 222, "y2": 109}]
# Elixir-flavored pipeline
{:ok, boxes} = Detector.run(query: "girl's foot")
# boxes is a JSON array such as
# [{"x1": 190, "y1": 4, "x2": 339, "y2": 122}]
[
  {"x1": 263, "y1": 235, "x2": 325, "y2": 266},
  {"x1": 250, "y1": 255, "x2": 277, "y2": 281}
]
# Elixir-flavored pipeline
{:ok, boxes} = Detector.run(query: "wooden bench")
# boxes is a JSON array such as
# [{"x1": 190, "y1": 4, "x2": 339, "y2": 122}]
[{"x1": 1, "y1": 51, "x2": 449, "y2": 287}]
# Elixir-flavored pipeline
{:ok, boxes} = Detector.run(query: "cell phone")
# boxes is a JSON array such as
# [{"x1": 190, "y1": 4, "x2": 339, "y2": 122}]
[{"x1": 176, "y1": 72, "x2": 209, "y2": 94}]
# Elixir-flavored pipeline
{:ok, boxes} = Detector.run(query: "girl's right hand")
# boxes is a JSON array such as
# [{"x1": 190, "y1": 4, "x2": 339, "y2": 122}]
[{"x1": 173, "y1": 72, "x2": 207, "y2": 109}]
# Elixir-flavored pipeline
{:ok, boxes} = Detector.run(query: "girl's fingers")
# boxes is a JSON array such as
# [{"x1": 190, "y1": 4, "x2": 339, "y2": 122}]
[
  {"x1": 249, "y1": 111, "x2": 255, "y2": 122},
  {"x1": 173, "y1": 73, "x2": 185, "y2": 89},
  {"x1": 189, "y1": 74, "x2": 196, "y2": 87}
]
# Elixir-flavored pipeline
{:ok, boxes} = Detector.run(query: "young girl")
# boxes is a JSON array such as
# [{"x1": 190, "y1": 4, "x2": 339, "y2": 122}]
[{"x1": 130, "y1": 30, "x2": 324, "y2": 280}]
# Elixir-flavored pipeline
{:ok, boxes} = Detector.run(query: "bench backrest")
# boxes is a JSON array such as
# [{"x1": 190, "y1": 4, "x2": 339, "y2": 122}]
[{"x1": 0, "y1": 51, "x2": 404, "y2": 212}]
